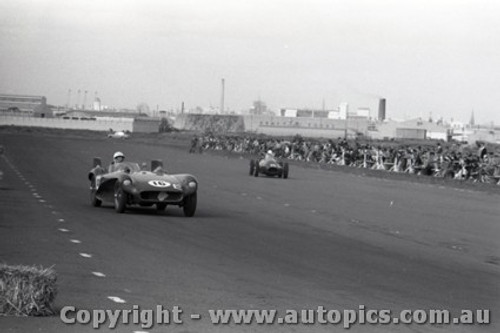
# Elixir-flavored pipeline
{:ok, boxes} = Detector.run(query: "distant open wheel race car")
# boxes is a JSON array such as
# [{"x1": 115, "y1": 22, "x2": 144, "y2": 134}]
[{"x1": 250, "y1": 156, "x2": 289, "y2": 179}]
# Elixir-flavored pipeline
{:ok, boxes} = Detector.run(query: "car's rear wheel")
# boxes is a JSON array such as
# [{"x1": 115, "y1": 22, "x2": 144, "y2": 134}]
[
  {"x1": 90, "y1": 177, "x2": 101, "y2": 207},
  {"x1": 283, "y1": 163, "x2": 289, "y2": 179},
  {"x1": 156, "y1": 203, "x2": 167, "y2": 211},
  {"x1": 254, "y1": 163, "x2": 259, "y2": 177},
  {"x1": 183, "y1": 192, "x2": 197, "y2": 217},
  {"x1": 249, "y1": 160, "x2": 255, "y2": 176},
  {"x1": 114, "y1": 184, "x2": 127, "y2": 213}
]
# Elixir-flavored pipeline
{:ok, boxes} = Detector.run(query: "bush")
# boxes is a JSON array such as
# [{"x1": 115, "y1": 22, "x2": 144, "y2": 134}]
[{"x1": 0, "y1": 264, "x2": 57, "y2": 316}]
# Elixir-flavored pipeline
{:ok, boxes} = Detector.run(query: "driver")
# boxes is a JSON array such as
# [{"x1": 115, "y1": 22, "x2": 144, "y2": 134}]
[
  {"x1": 259, "y1": 150, "x2": 275, "y2": 167},
  {"x1": 264, "y1": 149, "x2": 274, "y2": 160},
  {"x1": 109, "y1": 151, "x2": 125, "y2": 172}
]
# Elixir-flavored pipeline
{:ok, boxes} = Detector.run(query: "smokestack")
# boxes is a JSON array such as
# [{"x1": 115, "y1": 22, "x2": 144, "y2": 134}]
[
  {"x1": 378, "y1": 98, "x2": 386, "y2": 121},
  {"x1": 66, "y1": 89, "x2": 71, "y2": 109},
  {"x1": 82, "y1": 90, "x2": 88, "y2": 110},
  {"x1": 220, "y1": 78, "x2": 225, "y2": 114},
  {"x1": 76, "y1": 89, "x2": 81, "y2": 109}
]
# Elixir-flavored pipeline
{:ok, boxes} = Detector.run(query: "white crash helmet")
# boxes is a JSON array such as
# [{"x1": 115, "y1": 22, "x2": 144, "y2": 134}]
[
  {"x1": 113, "y1": 151, "x2": 125, "y2": 159},
  {"x1": 267, "y1": 150, "x2": 273, "y2": 155}
]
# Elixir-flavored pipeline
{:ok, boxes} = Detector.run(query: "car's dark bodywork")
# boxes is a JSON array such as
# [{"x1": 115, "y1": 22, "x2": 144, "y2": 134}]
[
  {"x1": 250, "y1": 157, "x2": 289, "y2": 178},
  {"x1": 88, "y1": 158, "x2": 198, "y2": 216}
]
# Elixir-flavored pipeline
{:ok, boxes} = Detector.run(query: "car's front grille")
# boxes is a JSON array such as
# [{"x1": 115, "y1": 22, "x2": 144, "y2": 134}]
[{"x1": 140, "y1": 191, "x2": 183, "y2": 202}]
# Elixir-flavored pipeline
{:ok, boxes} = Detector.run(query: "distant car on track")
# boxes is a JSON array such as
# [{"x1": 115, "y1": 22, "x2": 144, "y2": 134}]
[
  {"x1": 107, "y1": 130, "x2": 130, "y2": 139},
  {"x1": 88, "y1": 158, "x2": 198, "y2": 216},
  {"x1": 250, "y1": 154, "x2": 289, "y2": 179}
]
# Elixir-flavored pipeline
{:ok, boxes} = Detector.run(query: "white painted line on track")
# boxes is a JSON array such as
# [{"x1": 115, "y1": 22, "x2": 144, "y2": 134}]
[
  {"x1": 70, "y1": 239, "x2": 81, "y2": 244},
  {"x1": 79, "y1": 253, "x2": 92, "y2": 258},
  {"x1": 92, "y1": 272, "x2": 106, "y2": 277},
  {"x1": 38, "y1": 199, "x2": 46, "y2": 203},
  {"x1": 58, "y1": 218, "x2": 65, "y2": 222},
  {"x1": 58, "y1": 228, "x2": 70, "y2": 232},
  {"x1": 133, "y1": 331, "x2": 149, "y2": 333},
  {"x1": 108, "y1": 296, "x2": 126, "y2": 303}
]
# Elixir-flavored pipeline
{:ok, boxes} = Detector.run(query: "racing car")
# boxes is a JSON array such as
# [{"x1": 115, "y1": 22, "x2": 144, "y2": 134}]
[
  {"x1": 88, "y1": 157, "x2": 198, "y2": 216},
  {"x1": 250, "y1": 153, "x2": 289, "y2": 179},
  {"x1": 107, "y1": 130, "x2": 130, "y2": 139}
]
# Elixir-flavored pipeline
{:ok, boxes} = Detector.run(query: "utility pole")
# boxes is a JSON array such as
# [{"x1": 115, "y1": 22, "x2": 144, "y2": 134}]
[
  {"x1": 220, "y1": 78, "x2": 225, "y2": 114},
  {"x1": 344, "y1": 106, "x2": 348, "y2": 140},
  {"x1": 344, "y1": 115, "x2": 348, "y2": 139}
]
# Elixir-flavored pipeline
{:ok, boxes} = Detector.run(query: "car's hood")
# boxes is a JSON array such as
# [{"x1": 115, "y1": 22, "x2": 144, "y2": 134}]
[
  {"x1": 128, "y1": 171, "x2": 197, "y2": 188},
  {"x1": 130, "y1": 171, "x2": 178, "y2": 182},
  {"x1": 262, "y1": 159, "x2": 281, "y2": 167}
]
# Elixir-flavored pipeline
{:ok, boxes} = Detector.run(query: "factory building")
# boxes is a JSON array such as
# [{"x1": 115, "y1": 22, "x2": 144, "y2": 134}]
[{"x1": 0, "y1": 94, "x2": 52, "y2": 117}]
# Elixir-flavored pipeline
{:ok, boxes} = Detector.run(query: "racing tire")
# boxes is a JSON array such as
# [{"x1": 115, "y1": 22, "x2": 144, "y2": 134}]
[
  {"x1": 444, "y1": 170, "x2": 455, "y2": 179},
  {"x1": 114, "y1": 185, "x2": 127, "y2": 213},
  {"x1": 90, "y1": 190, "x2": 102, "y2": 207},
  {"x1": 283, "y1": 163, "x2": 289, "y2": 179},
  {"x1": 249, "y1": 160, "x2": 255, "y2": 176},
  {"x1": 254, "y1": 164, "x2": 259, "y2": 177},
  {"x1": 156, "y1": 203, "x2": 167, "y2": 211},
  {"x1": 183, "y1": 192, "x2": 197, "y2": 217},
  {"x1": 90, "y1": 177, "x2": 102, "y2": 207}
]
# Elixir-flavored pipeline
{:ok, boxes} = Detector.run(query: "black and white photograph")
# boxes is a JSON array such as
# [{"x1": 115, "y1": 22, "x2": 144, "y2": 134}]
[{"x1": 1, "y1": 0, "x2": 499, "y2": 332}]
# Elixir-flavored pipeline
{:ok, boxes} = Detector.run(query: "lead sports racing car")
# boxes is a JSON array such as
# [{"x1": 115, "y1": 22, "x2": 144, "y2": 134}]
[
  {"x1": 88, "y1": 157, "x2": 198, "y2": 216},
  {"x1": 249, "y1": 155, "x2": 289, "y2": 179}
]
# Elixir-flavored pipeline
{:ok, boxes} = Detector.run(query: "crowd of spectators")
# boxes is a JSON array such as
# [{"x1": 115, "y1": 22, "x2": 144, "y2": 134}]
[{"x1": 190, "y1": 133, "x2": 500, "y2": 184}]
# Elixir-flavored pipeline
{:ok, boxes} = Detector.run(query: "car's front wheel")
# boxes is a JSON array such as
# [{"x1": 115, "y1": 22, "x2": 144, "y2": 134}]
[
  {"x1": 90, "y1": 177, "x2": 102, "y2": 207},
  {"x1": 183, "y1": 192, "x2": 197, "y2": 217},
  {"x1": 283, "y1": 163, "x2": 289, "y2": 179},
  {"x1": 114, "y1": 184, "x2": 127, "y2": 213},
  {"x1": 90, "y1": 190, "x2": 102, "y2": 207},
  {"x1": 156, "y1": 203, "x2": 167, "y2": 211},
  {"x1": 249, "y1": 160, "x2": 255, "y2": 176}
]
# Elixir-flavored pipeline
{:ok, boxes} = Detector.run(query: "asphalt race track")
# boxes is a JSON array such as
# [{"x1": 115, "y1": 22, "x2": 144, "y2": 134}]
[{"x1": 0, "y1": 130, "x2": 499, "y2": 333}]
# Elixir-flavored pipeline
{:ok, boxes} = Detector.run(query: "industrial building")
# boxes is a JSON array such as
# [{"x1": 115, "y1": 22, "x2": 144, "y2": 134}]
[{"x1": 0, "y1": 94, "x2": 52, "y2": 117}]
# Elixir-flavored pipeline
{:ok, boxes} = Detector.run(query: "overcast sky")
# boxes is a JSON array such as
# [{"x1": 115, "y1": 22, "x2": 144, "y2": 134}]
[{"x1": 1, "y1": 0, "x2": 499, "y2": 124}]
